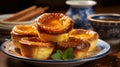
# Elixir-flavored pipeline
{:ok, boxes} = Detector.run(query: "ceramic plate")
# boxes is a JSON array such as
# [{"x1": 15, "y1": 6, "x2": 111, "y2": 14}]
[
  {"x1": 0, "y1": 14, "x2": 34, "y2": 30},
  {"x1": 0, "y1": 39, "x2": 111, "y2": 67}
]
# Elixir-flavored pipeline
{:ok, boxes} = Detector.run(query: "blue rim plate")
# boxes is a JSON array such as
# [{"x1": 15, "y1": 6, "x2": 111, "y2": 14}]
[{"x1": 0, "y1": 39, "x2": 111, "y2": 66}]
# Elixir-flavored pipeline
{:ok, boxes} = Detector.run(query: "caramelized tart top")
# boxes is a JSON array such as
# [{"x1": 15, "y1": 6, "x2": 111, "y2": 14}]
[
  {"x1": 34, "y1": 13, "x2": 73, "y2": 34},
  {"x1": 11, "y1": 25, "x2": 38, "y2": 37},
  {"x1": 69, "y1": 29, "x2": 99, "y2": 41}
]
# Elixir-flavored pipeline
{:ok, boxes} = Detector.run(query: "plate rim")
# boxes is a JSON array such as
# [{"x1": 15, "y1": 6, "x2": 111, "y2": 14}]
[{"x1": 0, "y1": 39, "x2": 111, "y2": 63}]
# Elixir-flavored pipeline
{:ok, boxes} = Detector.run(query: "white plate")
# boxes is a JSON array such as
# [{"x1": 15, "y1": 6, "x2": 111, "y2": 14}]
[
  {"x1": 0, "y1": 14, "x2": 34, "y2": 30},
  {"x1": 0, "y1": 39, "x2": 111, "y2": 67}
]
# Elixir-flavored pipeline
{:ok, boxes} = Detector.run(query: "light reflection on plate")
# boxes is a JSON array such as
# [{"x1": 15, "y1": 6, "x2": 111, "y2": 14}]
[{"x1": 0, "y1": 39, "x2": 111, "y2": 67}]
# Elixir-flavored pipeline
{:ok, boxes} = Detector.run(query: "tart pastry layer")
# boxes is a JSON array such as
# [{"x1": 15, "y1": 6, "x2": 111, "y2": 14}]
[
  {"x1": 69, "y1": 29, "x2": 99, "y2": 51},
  {"x1": 19, "y1": 37, "x2": 55, "y2": 59},
  {"x1": 57, "y1": 38, "x2": 90, "y2": 59},
  {"x1": 11, "y1": 25, "x2": 38, "y2": 48},
  {"x1": 38, "y1": 32, "x2": 69, "y2": 42}
]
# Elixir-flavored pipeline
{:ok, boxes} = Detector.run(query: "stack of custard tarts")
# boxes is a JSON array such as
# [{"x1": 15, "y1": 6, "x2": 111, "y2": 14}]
[{"x1": 11, "y1": 13, "x2": 99, "y2": 60}]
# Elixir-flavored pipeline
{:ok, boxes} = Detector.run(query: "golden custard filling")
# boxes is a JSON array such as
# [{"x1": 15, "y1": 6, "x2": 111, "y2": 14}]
[
  {"x1": 69, "y1": 29, "x2": 98, "y2": 40},
  {"x1": 11, "y1": 25, "x2": 38, "y2": 36},
  {"x1": 70, "y1": 33, "x2": 95, "y2": 40},
  {"x1": 43, "y1": 19, "x2": 63, "y2": 29},
  {"x1": 43, "y1": 16, "x2": 72, "y2": 29}
]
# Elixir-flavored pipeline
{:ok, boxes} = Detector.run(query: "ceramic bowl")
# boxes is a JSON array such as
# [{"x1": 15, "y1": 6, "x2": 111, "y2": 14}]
[
  {"x1": 88, "y1": 13, "x2": 120, "y2": 45},
  {"x1": 0, "y1": 14, "x2": 34, "y2": 42},
  {"x1": 0, "y1": 39, "x2": 111, "y2": 67}
]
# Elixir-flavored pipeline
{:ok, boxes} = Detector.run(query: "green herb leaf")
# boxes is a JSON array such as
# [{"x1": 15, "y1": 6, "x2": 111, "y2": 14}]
[
  {"x1": 51, "y1": 48, "x2": 75, "y2": 60},
  {"x1": 63, "y1": 48, "x2": 74, "y2": 60},
  {"x1": 51, "y1": 50, "x2": 63, "y2": 60}
]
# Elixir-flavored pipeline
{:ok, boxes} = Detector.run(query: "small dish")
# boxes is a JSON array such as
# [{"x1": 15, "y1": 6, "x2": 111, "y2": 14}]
[
  {"x1": 0, "y1": 39, "x2": 111, "y2": 67},
  {"x1": 87, "y1": 13, "x2": 120, "y2": 44}
]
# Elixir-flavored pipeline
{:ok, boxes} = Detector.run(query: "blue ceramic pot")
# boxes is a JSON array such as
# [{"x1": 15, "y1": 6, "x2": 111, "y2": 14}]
[{"x1": 66, "y1": 0, "x2": 97, "y2": 29}]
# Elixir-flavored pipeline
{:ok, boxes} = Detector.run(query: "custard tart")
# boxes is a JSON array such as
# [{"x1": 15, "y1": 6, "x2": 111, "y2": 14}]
[
  {"x1": 34, "y1": 13, "x2": 73, "y2": 34},
  {"x1": 19, "y1": 37, "x2": 55, "y2": 59},
  {"x1": 57, "y1": 37, "x2": 90, "y2": 59},
  {"x1": 11, "y1": 25, "x2": 38, "y2": 49},
  {"x1": 69, "y1": 29, "x2": 99, "y2": 51}
]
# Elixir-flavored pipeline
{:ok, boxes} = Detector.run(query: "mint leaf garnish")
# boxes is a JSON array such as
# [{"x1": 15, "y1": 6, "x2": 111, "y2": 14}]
[
  {"x1": 51, "y1": 50, "x2": 63, "y2": 60},
  {"x1": 63, "y1": 48, "x2": 74, "y2": 60},
  {"x1": 51, "y1": 48, "x2": 75, "y2": 60}
]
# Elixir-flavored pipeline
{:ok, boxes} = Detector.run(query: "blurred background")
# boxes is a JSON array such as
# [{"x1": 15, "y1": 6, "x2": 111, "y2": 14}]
[{"x1": 0, "y1": 0, "x2": 120, "y2": 14}]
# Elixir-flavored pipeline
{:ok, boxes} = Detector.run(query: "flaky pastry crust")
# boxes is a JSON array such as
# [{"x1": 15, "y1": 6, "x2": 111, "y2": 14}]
[
  {"x1": 34, "y1": 13, "x2": 73, "y2": 34},
  {"x1": 69, "y1": 29, "x2": 99, "y2": 51},
  {"x1": 19, "y1": 37, "x2": 55, "y2": 59},
  {"x1": 11, "y1": 25, "x2": 38, "y2": 48},
  {"x1": 19, "y1": 37, "x2": 54, "y2": 47}
]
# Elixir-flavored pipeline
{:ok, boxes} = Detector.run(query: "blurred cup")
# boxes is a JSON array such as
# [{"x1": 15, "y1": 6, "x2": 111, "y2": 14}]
[{"x1": 87, "y1": 13, "x2": 120, "y2": 45}]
